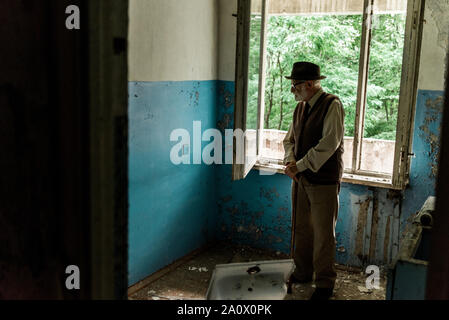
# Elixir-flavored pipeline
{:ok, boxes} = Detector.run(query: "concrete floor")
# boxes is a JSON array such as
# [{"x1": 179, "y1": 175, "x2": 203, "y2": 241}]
[{"x1": 128, "y1": 242, "x2": 387, "y2": 300}]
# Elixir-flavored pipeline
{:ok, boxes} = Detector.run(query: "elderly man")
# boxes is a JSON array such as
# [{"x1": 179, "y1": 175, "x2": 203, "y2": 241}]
[{"x1": 283, "y1": 61, "x2": 345, "y2": 300}]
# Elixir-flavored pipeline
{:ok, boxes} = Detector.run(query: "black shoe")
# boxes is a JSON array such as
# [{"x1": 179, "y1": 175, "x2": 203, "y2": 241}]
[{"x1": 310, "y1": 287, "x2": 333, "y2": 300}]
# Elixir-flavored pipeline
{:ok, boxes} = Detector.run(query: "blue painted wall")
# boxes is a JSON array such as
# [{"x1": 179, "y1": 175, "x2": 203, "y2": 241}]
[
  {"x1": 127, "y1": 0, "x2": 446, "y2": 292},
  {"x1": 216, "y1": 83, "x2": 444, "y2": 268},
  {"x1": 128, "y1": 79, "x2": 443, "y2": 285},
  {"x1": 128, "y1": 81, "x2": 219, "y2": 285},
  {"x1": 402, "y1": 90, "x2": 444, "y2": 230},
  {"x1": 217, "y1": 166, "x2": 293, "y2": 254}
]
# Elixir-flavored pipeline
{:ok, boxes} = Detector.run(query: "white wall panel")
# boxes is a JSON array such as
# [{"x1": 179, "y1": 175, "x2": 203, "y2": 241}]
[
  {"x1": 417, "y1": 0, "x2": 449, "y2": 91},
  {"x1": 218, "y1": 0, "x2": 237, "y2": 81},
  {"x1": 129, "y1": 0, "x2": 218, "y2": 81}
]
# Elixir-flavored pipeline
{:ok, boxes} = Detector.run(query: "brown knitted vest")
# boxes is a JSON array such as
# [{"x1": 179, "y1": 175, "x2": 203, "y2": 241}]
[{"x1": 292, "y1": 92, "x2": 344, "y2": 184}]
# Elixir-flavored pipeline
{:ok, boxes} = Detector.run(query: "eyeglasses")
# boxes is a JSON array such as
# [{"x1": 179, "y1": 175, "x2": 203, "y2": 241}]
[{"x1": 291, "y1": 81, "x2": 306, "y2": 90}]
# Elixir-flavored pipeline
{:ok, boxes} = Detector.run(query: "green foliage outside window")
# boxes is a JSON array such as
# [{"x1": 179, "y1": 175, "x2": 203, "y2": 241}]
[{"x1": 247, "y1": 14, "x2": 406, "y2": 140}]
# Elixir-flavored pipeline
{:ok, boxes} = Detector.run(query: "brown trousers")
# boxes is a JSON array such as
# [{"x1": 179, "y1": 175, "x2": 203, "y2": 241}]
[{"x1": 291, "y1": 175, "x2": 339, "y2": 289}]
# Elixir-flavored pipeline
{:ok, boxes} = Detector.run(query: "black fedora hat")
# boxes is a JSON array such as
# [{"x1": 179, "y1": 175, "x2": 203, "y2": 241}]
[{"x1": 285, "y1": 62, "x2": 326, "y2": 81}]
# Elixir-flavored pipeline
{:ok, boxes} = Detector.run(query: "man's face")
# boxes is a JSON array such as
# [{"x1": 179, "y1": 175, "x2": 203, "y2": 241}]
[{"x1": 291, "y1": 80, "x2": 307, "y2": 102}]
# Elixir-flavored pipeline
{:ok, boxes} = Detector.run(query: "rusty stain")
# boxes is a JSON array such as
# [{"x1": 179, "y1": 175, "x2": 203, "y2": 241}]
[
  {"x1": 278, "y1": 207, "x2": 289, "y2": 214},
  {"x1": 368, "y1": 196, "x2": 379, "y2": 261},
  {"x1": 221, "y1": 195, "x2": 232, "y2": 203},
  {"x1": 226, "y1": 206, "x2": 239, "y2": 216},
  {"x1": 189, "y1": 90, "x2": 199, "y2": 107},
  {"x1": 222, "y1": 197, "x2": 289, "y2": 247},
  {"x1": 217, "y1": 113, "x2": 231, "y2": 132},
  {"x1": 224, "y1": 92, "x2": 233, "y2": 108},
  {"x1": 260, "y1": 187, "x2": 280, "y2": 202},
  {"x1": 383, "y1": 216, "x2": 391, "y2": 263},
  {"x1": 354, "y1": 198, "x2": 371, "y2": 262},
  {"x1": 386, "y1": 189, "x2": 401, "y2": 201},
  {"x1": 219, "y1": 85, "x2": 234, "y2": 108},
  {"x1": 255, "y1": 211, "x2": 264, "y2": 218}
]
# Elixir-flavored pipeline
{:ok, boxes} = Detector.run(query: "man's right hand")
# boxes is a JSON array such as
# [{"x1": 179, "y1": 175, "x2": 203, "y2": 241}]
[{"x1": 284, "y1": 162, "x2": 299, "y2": 183}]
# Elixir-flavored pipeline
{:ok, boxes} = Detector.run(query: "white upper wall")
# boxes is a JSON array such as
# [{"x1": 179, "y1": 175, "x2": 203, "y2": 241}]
[
  {"x1": 217, "y1": 0, "x2": 449, "y2": 89},
  {"x1": 218, "y1": 0, "x2": 237, "y2": 81},
  {"x1": 128, "y1": 0, "x2": 218, "y2": 82},
  {"x1": 417, "y1": 0, "x2": 449, "y2": 91}
]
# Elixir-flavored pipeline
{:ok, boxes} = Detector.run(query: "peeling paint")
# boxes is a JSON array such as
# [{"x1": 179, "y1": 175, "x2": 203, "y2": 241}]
[
  {"x1": 386, "y1": 189, "x2": 401, "y2": 202},
  {"x1": 255, "y1": 211, "x2": 264, "y2": 218},
  {"x1": 217, "y1": 167, "x2": 291, "y2": 253},
  {"x1": 418, "y1": 95, "x2": 444, "y2": 178},
  {"x1": 215, "y1": 83, "x2": 442, "y2": 267},
  {"x1": 337, "y1": 246, "x2": 346, "y2": 253},
  {"x1": 401, "y1": 90, "x2": 443, "y2": 239},
  {"x1": 221, "y1": 195, "x2": 232, "y2": 203},
  {"x1": 217, "y1": 113, "x2": 231, "y2": 132},
  {"x1": 226, "y1": 205, "x2": 239, "y2": 216},
  {"x1": 189, "y1": 91, "x2": 200, "y2": 107},
  {"x1": 219, "y1": 84, "x2": 234, "y2": 108},
  {"x1": 128, "y1": 80, "x2": 218, "y2": 285},
  {"x1": 368, "y1": 196, "x2": 379, "y2": 261},
  {"x1": 217, "y1": 82, "x2": 235, "y2": 135},
  {"x1": 260, "y1": 187, "x2": 280, "y2": 202},
  {"x1": 383, "y1": 217, "x2": 391, "y2": 263},
  {"x1": 354, "y1": 197, "x2": 371, "y2": 263}
]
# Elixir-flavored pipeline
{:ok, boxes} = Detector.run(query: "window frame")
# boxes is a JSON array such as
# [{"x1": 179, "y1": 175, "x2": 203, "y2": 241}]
[{"x1": 233, "y1": 0, "x2": 424, "y2": 189}]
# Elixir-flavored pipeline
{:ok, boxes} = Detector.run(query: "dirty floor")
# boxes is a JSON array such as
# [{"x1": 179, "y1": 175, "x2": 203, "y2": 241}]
[{"x1": 128, "y1": 242, "x2": 386, "y2": 300}]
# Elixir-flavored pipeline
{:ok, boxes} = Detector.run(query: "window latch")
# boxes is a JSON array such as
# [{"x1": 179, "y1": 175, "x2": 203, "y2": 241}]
[{"x1": 413, "y1": 11, "x2": 418, "y2": 29}]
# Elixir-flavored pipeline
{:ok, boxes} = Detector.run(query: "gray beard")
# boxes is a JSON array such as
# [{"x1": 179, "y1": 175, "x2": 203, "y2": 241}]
[{"x1": 295, "y1": 87, "x2": 307, "y2": 101}]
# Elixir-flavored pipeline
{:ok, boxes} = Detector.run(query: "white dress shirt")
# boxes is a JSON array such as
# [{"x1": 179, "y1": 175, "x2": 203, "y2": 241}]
[{"x1": 283, "y1": 88, "x2": 345, "y2": 173}]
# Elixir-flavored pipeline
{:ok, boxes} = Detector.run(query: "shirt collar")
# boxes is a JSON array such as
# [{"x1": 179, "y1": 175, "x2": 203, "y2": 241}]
[{"x1": 307, "y1": 88, "x2": 324, "y2": 109}]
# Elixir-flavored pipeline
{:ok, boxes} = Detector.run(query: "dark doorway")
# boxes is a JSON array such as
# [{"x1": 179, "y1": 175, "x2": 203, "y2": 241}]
[{"x1": 0, "y1": 0, "x2": 129, "y2": 299}]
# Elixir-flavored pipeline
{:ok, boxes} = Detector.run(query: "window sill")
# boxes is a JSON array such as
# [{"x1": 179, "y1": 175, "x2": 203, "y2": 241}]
[{"x1": 254, "y1": 160, "x2": 399, "y2": 190}]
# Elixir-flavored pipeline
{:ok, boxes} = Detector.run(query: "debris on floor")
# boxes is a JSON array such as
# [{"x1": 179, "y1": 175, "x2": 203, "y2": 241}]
[
  {"x1": 128, "y1": 242, "x2": 387, "y2": 301},
  {"x1": 188, "y1": 267, "x2": 208, "y2": 272},
  {"x1": 357, "y1": 286, "x2": 373, "y2": 294}
]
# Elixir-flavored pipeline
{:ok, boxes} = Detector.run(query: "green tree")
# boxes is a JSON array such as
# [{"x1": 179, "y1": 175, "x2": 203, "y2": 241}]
[{"x1": 247, "y1": 13, "x2": 406, "y2": 141}]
